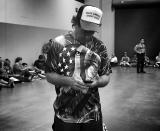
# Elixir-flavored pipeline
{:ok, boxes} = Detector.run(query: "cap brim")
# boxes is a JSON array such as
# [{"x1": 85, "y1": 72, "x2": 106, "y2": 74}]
[{"x1": 80, "y1": 20, "x2": 100, "y2": 32}]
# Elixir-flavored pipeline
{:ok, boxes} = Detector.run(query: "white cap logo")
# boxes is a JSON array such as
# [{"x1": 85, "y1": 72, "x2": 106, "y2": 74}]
[{"x1": 81, "y1": 6, "x2": 102, "y2": 24}]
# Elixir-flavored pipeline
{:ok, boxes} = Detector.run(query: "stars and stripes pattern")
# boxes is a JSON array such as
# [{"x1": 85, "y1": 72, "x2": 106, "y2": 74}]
[
  {"x1": 58, "y1": 45, "x2": 77, "y2": 77},
  {"x1": 57, "y1": 44, "x2": 101, "y2": 83}
]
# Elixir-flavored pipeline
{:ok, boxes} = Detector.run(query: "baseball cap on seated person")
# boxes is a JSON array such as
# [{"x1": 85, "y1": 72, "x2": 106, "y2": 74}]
[{"x1": 76, "y1": 5, "x2": 103, "y2": 32}]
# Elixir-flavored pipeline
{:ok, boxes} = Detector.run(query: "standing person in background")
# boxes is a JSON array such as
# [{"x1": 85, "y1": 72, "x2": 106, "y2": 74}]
[
  {"x1": 134, "y1": 38, "x2": 146, "y2": 73},
  {"x1": 45, "y1": 5, "x2": 110, "y2": 131}
]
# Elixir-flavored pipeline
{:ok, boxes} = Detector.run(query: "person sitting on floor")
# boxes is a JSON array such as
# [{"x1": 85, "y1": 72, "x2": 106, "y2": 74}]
[
  {"x1": 0, "y1": 57, "x2": 3, "y2": 68},
  {"x1": 33, "y1": 54, "x2": 46, "y2": 79},
  {"x1": 0, "y1": 58, "x2": 15, "y2": 88},
  {"x1": 110, "y1": 53, "x2": 118, "y2": 67},
  {"x1": 3, "y1": 58, "x2": 20, "y2": 82},
  {"x1": 155, "y1": 52, "x2": 160, "y2": 68},
  {"x1": 130, "y1": 54, "x2": 137, "y2": 67},
  {"x1": 3, "y1": 59, "x2": 14, "y2": 74},
  {"x1": 144, "y1": 55, "x2": 150, "y2": 67},
  {"x1": 120, "y1": 52, "x2": 131, "y2": 67},
  {"x1": 13, "y1": 57, "x2": 34, "y2": 82}
]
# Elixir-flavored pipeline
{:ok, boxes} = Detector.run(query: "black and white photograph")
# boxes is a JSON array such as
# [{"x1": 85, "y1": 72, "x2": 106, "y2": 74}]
[{"x1": 0, "y1": 0, "x2": 160, "y2": 131}]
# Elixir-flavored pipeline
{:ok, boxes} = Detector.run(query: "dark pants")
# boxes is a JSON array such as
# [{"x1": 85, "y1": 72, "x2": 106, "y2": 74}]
[
  {"x1": 0, "y1": 76, "x2": 9, "y2": 82},
  {"x1": 52, "y1": 116, "x2": 103, "y2": 131},
  {"x1": 137, "y1": 53, "x2": 145, "y2": 73}
]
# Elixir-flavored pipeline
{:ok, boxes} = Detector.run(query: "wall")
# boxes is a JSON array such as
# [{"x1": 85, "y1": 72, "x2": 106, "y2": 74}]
[
  {"x1": 0, "y1": 23, "x2": 6, "y2": 57},
  {"x1": 0, "y1": 23, "x2": 68, "y2": 65},
  {"x1": 0, "y1": 0, "x2": 82, "y2": 30},
  {"x1": 112, "y1": 0, "x2": 160, "y2": 8},
  {"x1": 101, "y1": 0, "x2": 115, "y2": 56},
  {"x1": 115, "y1": 7, "x2": 160, "y2": 60},
  {"x1": 0, "y1": 0, "x2": 83, "y2": 65},
  {"x1": 0, "y1": 0, "x2": 115, "y2": 64},
  {"x1": 85, "y1": 0, "x2": 115, "y2": 56}
]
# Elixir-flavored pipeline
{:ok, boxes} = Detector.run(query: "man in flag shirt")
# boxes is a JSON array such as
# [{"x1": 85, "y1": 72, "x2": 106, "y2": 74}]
[{"x1": 45, "y1": 5, "x2": 110, "y2": 131}]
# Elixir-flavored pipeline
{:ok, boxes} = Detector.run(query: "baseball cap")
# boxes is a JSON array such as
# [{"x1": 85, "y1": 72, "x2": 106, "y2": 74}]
[{"x1": 77, "y1": 5, "x2": 103, "y2": 32}]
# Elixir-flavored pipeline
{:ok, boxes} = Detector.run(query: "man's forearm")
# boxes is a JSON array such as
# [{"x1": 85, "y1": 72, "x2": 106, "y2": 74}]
[
  {"x1": 96, "y1": 74, "x2": 110, "y2": 88},
  {"x1": 87, "y1": 74, "x2": 110, "y2": 89},
  {"x1": 46, "y1": 72, "x2": 74, "y2": 86}
]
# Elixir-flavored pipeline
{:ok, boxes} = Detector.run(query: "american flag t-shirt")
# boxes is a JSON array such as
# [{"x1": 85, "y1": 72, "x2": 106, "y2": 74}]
[{"x1": 46, "y1": 34, "x2": 110, "y2": 123}]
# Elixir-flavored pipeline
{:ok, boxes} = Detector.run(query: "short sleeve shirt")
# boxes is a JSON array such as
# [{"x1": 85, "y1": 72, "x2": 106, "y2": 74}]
[{"x1": 45, "y1": 33, "x2": 110, "y2": 123}]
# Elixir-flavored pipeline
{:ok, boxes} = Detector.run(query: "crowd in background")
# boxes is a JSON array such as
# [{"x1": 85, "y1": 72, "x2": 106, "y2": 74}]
[
  {"x1": 109, "y1": 51, "x2": 160, "y2": 68},
  {"x1": 1, "y1": 37, "x2": 160, "y2": 89},
  {"x1": 0, "y1": 54, "x2": 46, "y2": 89},
  {"x1": 0, "y1": 39, "x2": 53, "y2": 89}
]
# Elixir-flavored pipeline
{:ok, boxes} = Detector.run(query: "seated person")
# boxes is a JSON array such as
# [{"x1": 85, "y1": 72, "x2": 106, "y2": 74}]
[
  {"x1": 0, "y1": 73, "x2": 15, "y2": 88},
  {"x1": 0, "y1": 57, "x2": 3, "y2": 68},
  {"x1": 144, "y1": 55, "x2": 150, "y2": 67},
  {"x1": 22, "y1": 62, "x2": 35, "y2": 73},
  {"x1": 130, "y1": 54, "x2": 137, "y2": 67},
  {"x1": 0, "y1": 58, "x2": 15, "y2": 88},
  {"x1": 33, "y1": 54, "x2": 46, "y2": 79},
  {"x1": 34, "y1": 55, "x2": 46, "y2": 71},
  {"x1": 13, "y1": 57, "x2": 34, "y2": 82},
  {"x1": 120, "y1": 52, "x2": 131, "y2": 67},
  {"x1": 3, "y1": 59, "x2": 14, "y2": 74},
  {"x1": 110, "y1": 53, "x2": 118, "y2": 67},
  {"x1": 155, "y1": 52, "x2": 160, "y2": 68},
  {"x1": 4, "y1": 58, "x2": 22, "y2": 83}
]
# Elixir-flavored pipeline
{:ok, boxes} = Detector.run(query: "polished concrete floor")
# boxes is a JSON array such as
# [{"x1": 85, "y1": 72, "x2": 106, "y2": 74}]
[{"x1": 0, "y1": 67, "x2": 160, "y2": 131}]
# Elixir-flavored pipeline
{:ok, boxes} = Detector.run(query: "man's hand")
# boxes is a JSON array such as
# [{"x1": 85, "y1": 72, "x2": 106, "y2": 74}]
[
  {"x1": 71, "y1": 78, "x2": 89, "y2": 94},
  {"x1": 85, "y1": 80, "x2": 98, "y2": 89},
  {"x1": 85, "y1": 74, "x2": 110, "y2": 89}
]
